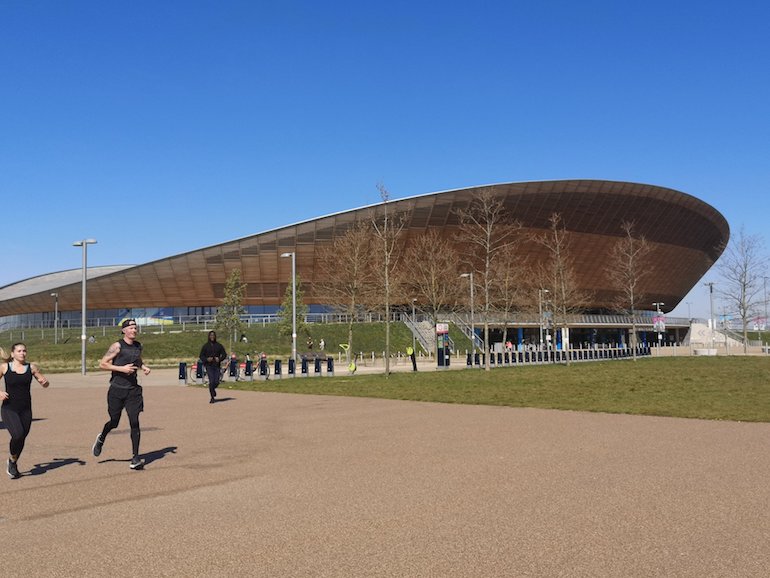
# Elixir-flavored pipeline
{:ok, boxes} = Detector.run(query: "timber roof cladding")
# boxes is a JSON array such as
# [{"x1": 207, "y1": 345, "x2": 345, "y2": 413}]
[{"x1": 0, "y1": 180, "x2": 728, "y2": 316}]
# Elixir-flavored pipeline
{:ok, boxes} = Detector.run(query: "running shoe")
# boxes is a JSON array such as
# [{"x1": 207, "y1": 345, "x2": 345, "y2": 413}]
[
  {"x1": 7, "y1": 458, "x2": 20, "y2": 479},
  {"x1": 92, "y1": 433, "x2": 105, "y2": 457},
  {"x1": 129, "y1": 456, "x2": 145, "y2": 470}
]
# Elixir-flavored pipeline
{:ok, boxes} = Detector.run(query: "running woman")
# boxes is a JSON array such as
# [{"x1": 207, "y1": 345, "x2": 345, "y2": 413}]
[
  {"x1": 92, "y1": 319, "x2": 151, "y2": 470},
  {"x1": 1, "y1": 343, "x2": 50, "y2": 479}
]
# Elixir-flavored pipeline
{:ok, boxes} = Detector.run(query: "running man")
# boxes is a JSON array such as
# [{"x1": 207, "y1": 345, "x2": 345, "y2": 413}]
[
  {"x1": 93, "y1": 319, "x2": 151, "y2": 470},
  {"x1": 1, "y1": 343, "x2": 50, "y2": 479},
  {"x1": 199, "y1": 331, "x2": 227, "y2": 403}
]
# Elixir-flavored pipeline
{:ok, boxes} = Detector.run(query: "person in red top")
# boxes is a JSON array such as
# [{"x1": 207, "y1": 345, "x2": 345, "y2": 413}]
[{"x1": 1, "y1": 343, "x2": 50, "y2": 479}]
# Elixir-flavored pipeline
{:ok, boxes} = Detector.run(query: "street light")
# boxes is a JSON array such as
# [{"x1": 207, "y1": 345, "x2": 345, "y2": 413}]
[
  {"x1": 459, "y1": 272, "x2": 475, "y2": 351},
  {"x1": 51, "y1": 292, "x2": 59, "y2": 345},
  {"x1": 73, "y1": 238, "x2": 97, "y2": 375},
  {"x1": 538, "y1": 289, "x2": 549, "y2": 349},
  {"x1": 280, "y1": 252, "x2": 297, "y2": 364},
  {"x1": 704, "y1": 282, "x2": 716, "y2": 349},
  {"x1": 411, "y1": 298, "x2": 417, "y2": 353},
  {"x1": 762, "y1": 276, "x2": 768, "y2": 347},
  {"x1": 652, "y1": 301, "x2": 665, "y2": 352}
]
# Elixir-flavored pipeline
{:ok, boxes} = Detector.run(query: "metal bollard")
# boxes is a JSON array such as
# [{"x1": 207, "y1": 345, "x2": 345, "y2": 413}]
[
  {"x1": 178, "y1": 362, "x2": 187, "y2": 385},
  {"x1": 274, "y1": 359, "x2": 282, "y2": 379},
  {"x1": 314, "y1": 357, "x2": 322, "y2": 377},
  {"x1": 228, "y1": 359, "x2": 238, "y2": 380},
  {"x1": 326, "y1": 357, "x2": 334, "y2": 377}
]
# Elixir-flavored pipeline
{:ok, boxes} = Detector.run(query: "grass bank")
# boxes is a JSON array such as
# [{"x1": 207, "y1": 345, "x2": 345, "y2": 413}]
[{"x1": 0, "y1": 322, "x2": 449, "y2": 372}]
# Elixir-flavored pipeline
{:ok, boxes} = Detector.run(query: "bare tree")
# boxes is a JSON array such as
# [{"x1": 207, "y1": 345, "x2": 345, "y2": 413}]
[
  {"x1": 531, "y1": 213, "x2": 592, "y2": 365},
  {"x1": 315, "y1": 221, "x2": 376, "y2": 363},
  {"x1": 455, "y1": 190, "x2": 521, "y2": 371},
  {"x1": 607, "y1": 221, "x2": 652, "y2": 360},
  {"x1": 491, "y1": 246, "x2": 530, "y2": 349},
  {"x1": 402, "y1": 229, "x2": 463, "y2": 358},
  {"x1": 371, "y1": 184, "x2": 409, "y2": 376},
  {"x1": 717, "y1": 227, "x2": 767, "y2": 353}
]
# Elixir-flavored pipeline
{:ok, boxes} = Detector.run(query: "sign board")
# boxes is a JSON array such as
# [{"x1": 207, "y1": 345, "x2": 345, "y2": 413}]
[
  {"x1": 653, "y1": 315, "x2": 666, "y2": 333},
  {"x1": 436, "y1": 323, "x2": 449, "y2": 334}
]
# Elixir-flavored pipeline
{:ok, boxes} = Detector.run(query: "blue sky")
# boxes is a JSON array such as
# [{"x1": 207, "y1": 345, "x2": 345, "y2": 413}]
[{"x1": 2, "y1": 0, "x2": 768, "y2": 319}]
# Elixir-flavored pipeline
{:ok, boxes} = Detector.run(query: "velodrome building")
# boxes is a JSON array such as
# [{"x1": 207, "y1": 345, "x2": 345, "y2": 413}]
[{"x1": 0, "y1": 180, "x2": 728, "y2": 337}]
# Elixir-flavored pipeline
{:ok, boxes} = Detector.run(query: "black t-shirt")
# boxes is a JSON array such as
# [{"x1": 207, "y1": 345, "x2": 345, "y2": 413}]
[
  {"x1": 3, "y1": 363, "x2": 33, "y2": 409},
  {"x1": 110, "y1": 339, "x2": 144, "y2": 389},
  {"x1": 199, "y1": 341, "x2": 227, "y2": 366}
]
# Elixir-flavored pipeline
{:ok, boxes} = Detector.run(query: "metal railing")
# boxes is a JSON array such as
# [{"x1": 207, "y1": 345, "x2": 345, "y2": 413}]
[{"x1": 0, "y1": 310, "x2": 702, "y2": 333}]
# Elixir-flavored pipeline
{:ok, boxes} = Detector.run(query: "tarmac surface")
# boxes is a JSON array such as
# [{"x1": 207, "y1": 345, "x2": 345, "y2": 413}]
[{"x1": 1, "y1": 368, "x2": 769, "y2": 577}]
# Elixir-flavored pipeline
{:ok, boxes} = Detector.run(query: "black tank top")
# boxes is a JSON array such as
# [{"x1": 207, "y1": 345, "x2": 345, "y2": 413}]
[
  {"x1": 3, "y1": 362, "x2": 33, "y2": 408},
  {"x1": 110, "y1": 339, "x2": 144, "y2": 389}
]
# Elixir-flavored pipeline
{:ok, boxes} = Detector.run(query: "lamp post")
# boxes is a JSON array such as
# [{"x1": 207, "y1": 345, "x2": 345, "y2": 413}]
[
  {"x1": 411, "y1": 298, "x2": 417, "y2": 353},
  {"x1": 538, "y1": 288, "x2": 549, "y2": 349},
  {"x1": 763, "y1": 276, "x2": 768, "y2": 347},
  {"x1": 280, "y1": 252, "x2": 297, "y2": 364},
  {"x1": 652, "y1": 301, "x2": 665, "y2": 353},
  {"x1": 73, "y1": 239, "x2": 97, "y2": 375},
  {"x1": 50, "y1": 292, "x2": 59, "y2": 345},
  {"x1": 459, "y1": 272, "x2": 475, "y2": 351},
  {"x1": 704, "y1": 281, "x2": 716, "y2": 349}
]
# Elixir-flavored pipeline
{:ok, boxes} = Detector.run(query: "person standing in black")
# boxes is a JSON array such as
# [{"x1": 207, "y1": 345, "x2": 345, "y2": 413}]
[
  {"x1": 92, "y1": 319, "x2": 151, "y2": 470},
  {"x1": 407, "y1": 345, "x2": 418, "y2": 372},
  {"x1": 199, "y1": 331, "x2": 227, "y2": 403},
  {"x1": 1, "y1": 343, "x2": 50, "y2": 479}
]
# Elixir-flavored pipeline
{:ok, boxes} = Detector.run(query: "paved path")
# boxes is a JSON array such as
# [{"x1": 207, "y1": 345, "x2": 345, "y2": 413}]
[{"x1": 1, "y1": 370, "x2": 769, "y2": 577}]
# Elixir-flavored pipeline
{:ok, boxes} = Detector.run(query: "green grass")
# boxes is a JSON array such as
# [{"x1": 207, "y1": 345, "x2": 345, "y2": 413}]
[
  {"x1": 5, "y1": 324, "x2": 770, "y2": 422},
  {"x1": 219, "y1": 356, "x2": 770, "y2": 423}
]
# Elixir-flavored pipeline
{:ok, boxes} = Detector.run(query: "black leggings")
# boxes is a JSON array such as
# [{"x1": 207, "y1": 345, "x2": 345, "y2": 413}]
[
  {"x1": 102, "y1": 387, "x2": 143, "y2": 457},
  {"x1": 206, "y1": 365, "x2": 221, "y2": 398},
  {"x1": 101, "y1": 411, "x2": 141, "y2": 458},
  {"x1": 2, "y1": 403, "x2": 33, "y2": 458}
]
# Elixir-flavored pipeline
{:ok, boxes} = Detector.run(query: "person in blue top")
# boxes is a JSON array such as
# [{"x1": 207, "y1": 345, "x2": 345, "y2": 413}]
[
  {"x1": 93, "y1": 319, "x2": 151, "y2": 470},
  {"x1": 0, "y1": 343, "x2": 50, "y2": 479}
]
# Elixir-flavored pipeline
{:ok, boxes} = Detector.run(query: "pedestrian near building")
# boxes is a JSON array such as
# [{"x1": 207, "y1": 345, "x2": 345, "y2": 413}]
[
  {"x1": 93, "y1": 319, "x2": 151, "y2": 470},
  {"x1": 406, "y1": 345, "x2": 417, "y2": 372},
  {"x1": 1, "y1": 343, "x2": 50, "y2": 479},
  {"x1": 199, "y1": 331, "x2": 227, "y2": 403}
]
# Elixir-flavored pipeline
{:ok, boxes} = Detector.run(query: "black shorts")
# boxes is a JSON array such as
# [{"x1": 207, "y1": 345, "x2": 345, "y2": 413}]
[{"x1": 107, "y1": 386, "x2": 144, "y2": 419}]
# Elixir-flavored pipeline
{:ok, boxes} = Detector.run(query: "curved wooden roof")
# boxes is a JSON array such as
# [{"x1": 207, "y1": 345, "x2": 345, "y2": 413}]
[{"x1": 0, "y1": 180, "x2": 728, "y2": 315}]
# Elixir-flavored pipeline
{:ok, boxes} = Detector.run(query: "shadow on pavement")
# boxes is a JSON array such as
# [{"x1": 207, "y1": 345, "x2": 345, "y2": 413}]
[
  {"x1": 143, "y1": 446, "x2": 178, "y2": 466},
  {"x1": 26, "y1": 457, "x2": 87, "y2": 476}
]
